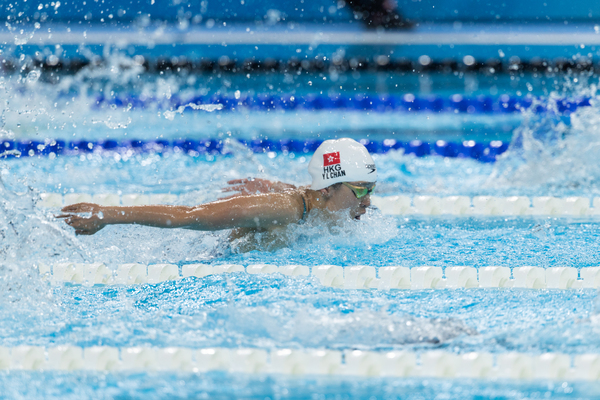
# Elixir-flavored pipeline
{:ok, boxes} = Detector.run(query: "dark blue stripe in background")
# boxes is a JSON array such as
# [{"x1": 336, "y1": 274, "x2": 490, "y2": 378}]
[
  {"x1": 94, "y1": 93, "x2": 591, "y2": 114},
  {"x1": 0, "y1": 138, "x2": 509, "y2": 163}
]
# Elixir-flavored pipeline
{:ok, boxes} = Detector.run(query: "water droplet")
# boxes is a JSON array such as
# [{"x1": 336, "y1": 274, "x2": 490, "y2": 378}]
[{"x1": 26, "y1": 70, "x2": 41, "y2": 84}]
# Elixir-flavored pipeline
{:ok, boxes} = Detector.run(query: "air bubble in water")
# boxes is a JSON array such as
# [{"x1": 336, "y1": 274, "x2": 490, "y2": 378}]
[{"x1": 26, "y1": 70, "x2": 41, "y2": 83}]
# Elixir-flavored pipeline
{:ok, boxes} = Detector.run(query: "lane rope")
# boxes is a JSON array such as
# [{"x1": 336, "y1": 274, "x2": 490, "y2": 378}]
[
  {"x1": 1, "y1": 345, "x2": 598, "y2": 380},
  {"x1": 7, "y1": 55, "x2": 597, "y2": 75},
  {"x1": 1, "y1": 137, "x2": 507, "y2": 162},
  {"x1": 39, "y1": 193, "x2": 600, "y2": 217},
  {"x1": 38, "y1": 263, "x2": 600, "y2": 290}
]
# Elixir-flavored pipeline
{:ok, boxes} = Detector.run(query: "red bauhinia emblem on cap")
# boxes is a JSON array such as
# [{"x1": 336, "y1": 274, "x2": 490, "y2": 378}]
[{"x1": 323, "y1": 152, "x2": 340, "y2": 166}]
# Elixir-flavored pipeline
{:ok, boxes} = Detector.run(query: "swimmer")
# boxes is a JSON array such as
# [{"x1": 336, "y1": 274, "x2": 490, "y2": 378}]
[{"x1": 56, "y1": 138, "x2": 377, "y2": 237}]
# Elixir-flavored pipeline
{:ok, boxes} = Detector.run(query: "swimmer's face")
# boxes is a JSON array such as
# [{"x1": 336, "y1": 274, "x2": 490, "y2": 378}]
[{"x1": 323, "y1": 181, "x2": 373, "y2": 220}]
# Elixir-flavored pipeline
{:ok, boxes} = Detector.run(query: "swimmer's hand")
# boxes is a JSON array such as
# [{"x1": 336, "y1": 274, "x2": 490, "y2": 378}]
[
  {"x1": 55, "y1": 203, "x2": 106, "y2": 235},
  {"x1": 220, "y1": 178, "x2": 296, "y2": 199}
]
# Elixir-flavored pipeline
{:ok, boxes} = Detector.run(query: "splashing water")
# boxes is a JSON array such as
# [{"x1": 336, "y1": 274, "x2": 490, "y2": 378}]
[
  {"x1": 25, "y1": 70, "x2": 41, "y2": 84},
  {"x1": 212, "y1": 305, "x2": 476, "y2": 349},
  {"x1": 0, "y1": 67, "x2": 598, "y2": 399},
  {"x1": 0, "y1": 173, "x2": 81, "y2": 315},
  {"x1": 229, "y1": 207, "x2": 399, "y2": 254},
  {"x1": 0, "y1": 51, "x2": 524, "y2": 143},
  {"x1": 488, "y1": 74, "x2": 600, "y2": 196},
  {"x1": 163, "y1": 102, "x2": 224, "y2": 120},
  {"x1": 0, "y1": 171, "x2": 88, "y2": 266}
]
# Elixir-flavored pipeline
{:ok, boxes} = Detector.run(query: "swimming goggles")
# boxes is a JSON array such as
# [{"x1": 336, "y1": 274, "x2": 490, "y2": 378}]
[{"x1": 342, "y1": 182, "x2": 376, "y2": 199}]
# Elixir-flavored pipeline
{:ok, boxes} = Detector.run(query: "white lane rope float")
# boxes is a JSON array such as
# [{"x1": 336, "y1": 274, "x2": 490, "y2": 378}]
[
  {"x1": 40, "y1": 193, "x2": 600, "y2": 217},
  {"x1": 1, "y1": 345, "x2": 600, "y2": 380},
  {"x1": 38, "y1": 263, "x2": 600, "y2": 290}
]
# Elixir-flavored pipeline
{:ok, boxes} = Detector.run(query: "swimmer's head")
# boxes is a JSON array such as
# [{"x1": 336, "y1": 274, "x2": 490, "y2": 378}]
[{"x1": 308, "y1": 138, "x2": 377, "y2": 190}]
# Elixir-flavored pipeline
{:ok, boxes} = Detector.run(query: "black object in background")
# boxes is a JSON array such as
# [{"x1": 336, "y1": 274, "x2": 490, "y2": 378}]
[{"x1": 345, "y1": 0, "x2": 415, "y2": 29}]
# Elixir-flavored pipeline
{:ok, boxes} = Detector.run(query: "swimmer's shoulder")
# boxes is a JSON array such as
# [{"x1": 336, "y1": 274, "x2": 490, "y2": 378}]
[
  {"x1": 281, "y1": 187, "x2": 315, "y2": 221},
  {"x1": 254, "y1": 187, "x2": 312, "y2": 221}
]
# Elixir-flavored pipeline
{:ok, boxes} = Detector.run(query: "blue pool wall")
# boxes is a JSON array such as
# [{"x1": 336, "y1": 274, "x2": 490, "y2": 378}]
[{"x1": 2, "y1": 0, "x2": 600, "y2": 23}]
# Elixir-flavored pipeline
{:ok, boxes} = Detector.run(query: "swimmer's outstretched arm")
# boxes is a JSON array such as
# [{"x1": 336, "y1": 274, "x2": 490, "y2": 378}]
[{"x1": 56, "y1": 192, "x2": 304, "y2": 235}]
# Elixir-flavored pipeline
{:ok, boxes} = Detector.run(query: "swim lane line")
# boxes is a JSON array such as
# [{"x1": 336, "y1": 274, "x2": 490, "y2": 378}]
[
  {"x1": 39, "y1": 192, "x2": 600, "y2": 217},
  {"x1": 1, "y1": 345, "x2": 598, "y2": 381},
  {"x1": 39, "y1": 263, "x2": 600, "y2": 290}
]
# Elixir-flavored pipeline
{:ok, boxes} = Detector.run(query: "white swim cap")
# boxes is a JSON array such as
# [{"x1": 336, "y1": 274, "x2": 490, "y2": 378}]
[{"x1": 308, "y1": 138, "x2": 377, "y2": 190}]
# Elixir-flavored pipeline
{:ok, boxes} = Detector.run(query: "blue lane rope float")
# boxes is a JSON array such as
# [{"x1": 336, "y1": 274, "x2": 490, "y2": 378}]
[
  {"x1": 92, "y1": 93, "x2": 591, "y2": 115},
  {"x1": 0, "y1": 138, "x2": 508, "y2": 162}
]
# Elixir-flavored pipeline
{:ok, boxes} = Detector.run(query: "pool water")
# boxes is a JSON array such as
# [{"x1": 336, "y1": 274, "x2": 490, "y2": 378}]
[{"x1": 1, "y1": 60, "x2": 600, "y2": 399}]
